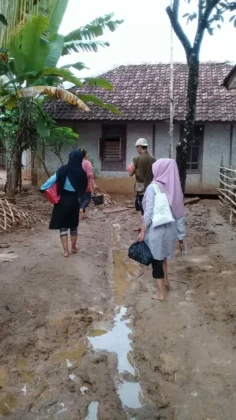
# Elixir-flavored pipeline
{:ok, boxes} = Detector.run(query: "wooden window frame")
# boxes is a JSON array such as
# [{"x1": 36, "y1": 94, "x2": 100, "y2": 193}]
[
  {"x1": 99, "y1": 124, "x2": 127, "y2": 172},
  {"x1": 180, "y1": 124, "x2": 204, "y2": 174}
]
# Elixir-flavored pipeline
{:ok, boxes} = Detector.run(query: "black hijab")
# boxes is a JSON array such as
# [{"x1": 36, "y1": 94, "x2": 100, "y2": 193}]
[{"x1": 56, "y1": 150, "x2": 88, "y2": 196}]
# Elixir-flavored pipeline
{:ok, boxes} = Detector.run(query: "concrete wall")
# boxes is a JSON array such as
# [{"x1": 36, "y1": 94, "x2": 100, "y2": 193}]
[
  {"x1": 33, "y1": 120, "x2": 236, "y2": 194},
  {"x1": 154, "y1": 121, "x2": 180, "y2": 158},
  {"x1": 231, "y1": 123, "x2": 236, "y2": 169},
  {"x1": 22, "y1": 149, "x2": 31, "y2": 180},
  {"x1": 202, "y1": 123, "x2": 231, "y2": 191}
]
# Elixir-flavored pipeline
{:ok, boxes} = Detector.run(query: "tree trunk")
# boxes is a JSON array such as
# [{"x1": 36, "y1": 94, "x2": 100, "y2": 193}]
[
  {"x1": 176, "y1": 54, "x2": 199, "y2": 192},
  {"x1": 35, "y1": 152, "x2": 50, "y2": 177},
  {"x1": 5, "y1": 143, "x2": 22, "y2": 203}
]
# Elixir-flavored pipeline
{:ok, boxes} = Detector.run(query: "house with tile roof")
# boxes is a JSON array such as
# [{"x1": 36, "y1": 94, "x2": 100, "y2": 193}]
[{"x1": 39, "y1": 62, "x2": 236, "y2": 194}]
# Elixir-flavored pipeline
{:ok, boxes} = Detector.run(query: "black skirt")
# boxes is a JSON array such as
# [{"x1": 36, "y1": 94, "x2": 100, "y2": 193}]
[{"x1": 49, "y1": 190, "x2": 80, "y2": 230}]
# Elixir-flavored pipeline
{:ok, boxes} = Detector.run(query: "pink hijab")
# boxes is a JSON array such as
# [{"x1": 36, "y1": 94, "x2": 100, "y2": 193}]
[{"x1": 143, "y1": 158, "x2": 185, "y2": 219}]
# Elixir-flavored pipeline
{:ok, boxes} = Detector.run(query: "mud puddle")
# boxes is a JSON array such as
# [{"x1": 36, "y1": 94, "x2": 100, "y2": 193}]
[
  {"x1": 112, "y1": 250, "x2": 137, "y2": 305},
  {"x1": 87, "y1": 249, "x2": 147, "y2": 417},
  {"x1": 89, "y1": 306, "x2": 145, "y2": 415},
  {"x1": 52, "y1": 339, "x2": 89, "y2": 367},
  {"x1": 0, "y1": 395, "x2": 17, "y2": 416}
]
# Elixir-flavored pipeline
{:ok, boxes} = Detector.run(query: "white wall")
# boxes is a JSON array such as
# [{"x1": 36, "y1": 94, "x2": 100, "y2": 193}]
[
  {"x1": 232, "y1": 123, "x2": 236, "y2": 169},
  {"x1": 155, "y1": 121, "x2": 180, "y2": 158},
  {"x1": 75, "y1": 122, "x2": 102, "y2": 170},
  {"x1": 202, "y1": 123, "x2": 231, "y2": 190},
  {"x1": 126, "y1": 122, "x2": 153, "y2": 167}
]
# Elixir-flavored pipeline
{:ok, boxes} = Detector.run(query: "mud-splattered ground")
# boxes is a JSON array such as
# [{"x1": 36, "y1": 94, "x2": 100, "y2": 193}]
[{"x1": 0, "y1": 190, "x2": 236, "y2": 420}]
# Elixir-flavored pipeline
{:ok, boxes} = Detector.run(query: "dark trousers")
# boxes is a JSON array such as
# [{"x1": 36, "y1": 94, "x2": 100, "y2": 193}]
[
  {"x1": 135, "y1": 194, "x2": 144, "y2": 215},
  {"x1": 152, "y1": 259, "x2": 164, "y2": 279},
  {"x1": 80, "y1": 192, "x2": 92, "y2": 211}
]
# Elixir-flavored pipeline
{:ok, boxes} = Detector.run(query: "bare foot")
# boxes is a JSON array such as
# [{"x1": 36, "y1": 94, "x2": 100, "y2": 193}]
[
  {"x1": 80, "y1": 210, "x2": 85, "y2": 219},
  {"x1": 71, "y1": 247, "x2": 79, "y2": 254},
  {"x1": 152, "y1": 294, "x2": 165, "y2": 302},
  {"x1": 62, "y1": 251, "x2": 69, "y2": 258},
  {"x1": 164, "y1": 280, "x2": 170, "y2": 289}
]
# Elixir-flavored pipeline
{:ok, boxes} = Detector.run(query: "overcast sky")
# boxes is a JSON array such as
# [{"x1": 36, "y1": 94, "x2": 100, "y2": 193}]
[{"x1": 59, "y1": 0, "x2": 236, "y2": 77}]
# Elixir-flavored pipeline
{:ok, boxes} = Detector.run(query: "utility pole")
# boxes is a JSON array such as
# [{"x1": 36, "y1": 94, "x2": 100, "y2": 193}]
[{"x1": 169, "y1": 0, "x2": 174, "y2": 158}]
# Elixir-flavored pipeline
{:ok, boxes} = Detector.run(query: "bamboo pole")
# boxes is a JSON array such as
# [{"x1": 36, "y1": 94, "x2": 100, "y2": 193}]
[{"x1": 169, "y1": 0, "x2": 174, "y2": 158}]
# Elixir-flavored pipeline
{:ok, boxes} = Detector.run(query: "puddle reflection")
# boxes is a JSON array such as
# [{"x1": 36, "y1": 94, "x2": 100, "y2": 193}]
[
  {"x1": 89, "y1": 307, "x2": 135, "y2": 375},
  {"x1": 85, "y1": 401, "x2": 99, "y2": 420},
  {"x1": 89, "y1": 306, "x2": 145, "y2": 410},
  {"x1": 117, "y1": 381, "x2": 144, "y2": 409}
]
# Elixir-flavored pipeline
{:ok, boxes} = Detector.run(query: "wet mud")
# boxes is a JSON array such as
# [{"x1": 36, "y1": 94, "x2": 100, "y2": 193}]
[{"x1": 0, "y1": 195, "x2": 236, "y2": 419}]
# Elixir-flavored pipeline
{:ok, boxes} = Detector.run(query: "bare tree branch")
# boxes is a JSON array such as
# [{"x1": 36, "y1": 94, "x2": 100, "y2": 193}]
[
  {"x1": 198, "y1": 0, "x2": 205, "y2": 19},
  {"x1": 166, "y1": 1, "x2": 192, "y2": 58},
  {"x1": 193, "y1": 0, "x2": 221, "y2": 51}
]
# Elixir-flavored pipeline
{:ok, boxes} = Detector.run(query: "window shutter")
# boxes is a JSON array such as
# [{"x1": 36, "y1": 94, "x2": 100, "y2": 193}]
[
  {"x1": 103, "y1": 138, "x2": 121, "y2": 160},
  {"x1": 99, "y1": 138, "x2": 103, "y2": 159}
]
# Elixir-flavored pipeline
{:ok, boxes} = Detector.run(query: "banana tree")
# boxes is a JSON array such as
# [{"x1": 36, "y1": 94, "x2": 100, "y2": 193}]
[
  {"x1": 0, "y1": 11, "x2": 122, "y2": 200},
  {"x1": 0, "y1": 0, "x2": 65, "y2": 48}
]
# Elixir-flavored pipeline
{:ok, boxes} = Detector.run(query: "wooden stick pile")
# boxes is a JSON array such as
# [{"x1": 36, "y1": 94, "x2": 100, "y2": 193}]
[{"x1": 0, "y1": 199, "x2": 40, "y2": 232}]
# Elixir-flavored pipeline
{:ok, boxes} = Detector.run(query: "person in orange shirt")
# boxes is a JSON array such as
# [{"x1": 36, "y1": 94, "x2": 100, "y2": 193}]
[{"x1": 79, "y1": 149, "x2": 97, "y2": 218}]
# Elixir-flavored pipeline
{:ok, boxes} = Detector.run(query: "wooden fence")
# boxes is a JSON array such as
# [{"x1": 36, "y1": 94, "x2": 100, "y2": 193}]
[{"x1": 219, "y1": 166, "x2": 236, "y2": 223}]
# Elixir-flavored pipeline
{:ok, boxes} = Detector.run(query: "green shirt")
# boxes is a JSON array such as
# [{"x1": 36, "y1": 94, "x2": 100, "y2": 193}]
[{"x1": 133, "y1": 152, "x2": 156, "y2": 194}]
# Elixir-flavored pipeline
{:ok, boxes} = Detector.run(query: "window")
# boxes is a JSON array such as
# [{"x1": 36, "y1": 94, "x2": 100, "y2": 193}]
[
  {"x1": 180, "y1": 125, "x2": 204, "y2": 172},
  {"x1": 99, "y1": 125, "x2": 127, "y2": 171},
  {"x1": 103, "y1": 138, "x2": 121, "y2": 161}
]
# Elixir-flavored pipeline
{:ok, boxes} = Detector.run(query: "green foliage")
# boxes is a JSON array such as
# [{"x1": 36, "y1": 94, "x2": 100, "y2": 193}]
[
  {"x1": 38, "y1": 67, "x2": 83, "y2": 87},
  {"x1": 1, "y1": 13, "x2": 122, "y2": 111},
  {"x1": 63, "y1": 13, "x2": 123, "y2": 54},
  {"x1": 77, "y1": 94, "x2": 120, "y2": 114},
  {"x1": 0, "y1": 0, "x2": 69, "y2": 49},
  {"x1": 0, "y1": 108, "x2": 19, "y2": 149},
  {"x1": 33, "y1": 108, "x2": 79, "y2": 164},
  {"x1": 85, "y1": 78, "x2": 113, "y2": 91},
  {"x1": 0, "y1": 5, "x2": 123, "y2": 197},
  {"x1": 63, "y1": 39, "x2": 110, "y2": 54},
  {"x1": 49, "y1": 126, "x2": 78, "y2": 145},
  {"x1": 87, "y1": 155, "x2": 100, "y2": 179}
]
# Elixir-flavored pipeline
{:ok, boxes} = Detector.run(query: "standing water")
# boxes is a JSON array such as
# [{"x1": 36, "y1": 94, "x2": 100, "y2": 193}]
[
  {"x1": 85, "y1": 401, "x2": 99, "y2": 420},
  {"x1": 88, "y1": 250, "x2": 146, "y2": 415}
]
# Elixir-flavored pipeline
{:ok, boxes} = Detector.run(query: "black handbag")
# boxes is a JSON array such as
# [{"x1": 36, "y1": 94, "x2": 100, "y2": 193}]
[{"x1": 128, "y1": 241, "x2": 153, "y2": 266}]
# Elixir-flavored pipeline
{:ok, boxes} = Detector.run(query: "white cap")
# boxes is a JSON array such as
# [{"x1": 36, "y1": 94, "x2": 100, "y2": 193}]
[{"x1": 135, "y1": 138, "x2": 149, "y2": 147}]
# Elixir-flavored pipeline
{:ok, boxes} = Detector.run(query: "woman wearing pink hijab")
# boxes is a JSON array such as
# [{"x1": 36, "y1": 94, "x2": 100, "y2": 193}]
[{"x1": 138, "y1": 158, "x2": 185, "y2": 301}]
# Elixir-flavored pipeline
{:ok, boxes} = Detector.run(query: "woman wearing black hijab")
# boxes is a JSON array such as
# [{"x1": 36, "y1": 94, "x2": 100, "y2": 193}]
[{"x1": 40, "y1": 150, "x2": 88, "y2": 257}]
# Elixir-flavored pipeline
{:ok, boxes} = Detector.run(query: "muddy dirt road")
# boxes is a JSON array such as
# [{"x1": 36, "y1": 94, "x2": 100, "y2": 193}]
[{"x1": 0, "y1": 194, "x2": 236, "y2": 419}]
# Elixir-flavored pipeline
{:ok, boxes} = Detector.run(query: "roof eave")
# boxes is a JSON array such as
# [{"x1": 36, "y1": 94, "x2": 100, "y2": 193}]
[{"x1": 223, "y1": 65, "x2": 236, "y2": 90}]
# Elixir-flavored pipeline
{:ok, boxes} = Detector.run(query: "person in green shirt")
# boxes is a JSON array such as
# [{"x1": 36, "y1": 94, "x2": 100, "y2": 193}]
[{"x1": 129, "y1": 138, "x2": 156, "y2": 215}]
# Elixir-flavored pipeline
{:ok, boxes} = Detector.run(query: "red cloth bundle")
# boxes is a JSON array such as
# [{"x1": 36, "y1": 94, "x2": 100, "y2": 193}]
[{"x1": 43, "y1": 183, "x2": 61, "y2": 204}]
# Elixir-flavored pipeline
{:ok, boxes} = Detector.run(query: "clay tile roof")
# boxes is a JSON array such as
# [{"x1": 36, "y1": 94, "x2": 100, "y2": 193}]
[{"x1": 44, "y1": 62, "x2": 236, "y2": 122}]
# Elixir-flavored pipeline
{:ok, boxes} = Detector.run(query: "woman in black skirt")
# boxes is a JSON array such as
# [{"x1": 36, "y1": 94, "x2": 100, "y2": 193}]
[{"x1": 40, "y1": 151, "x2": 88, "y2": 257}]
